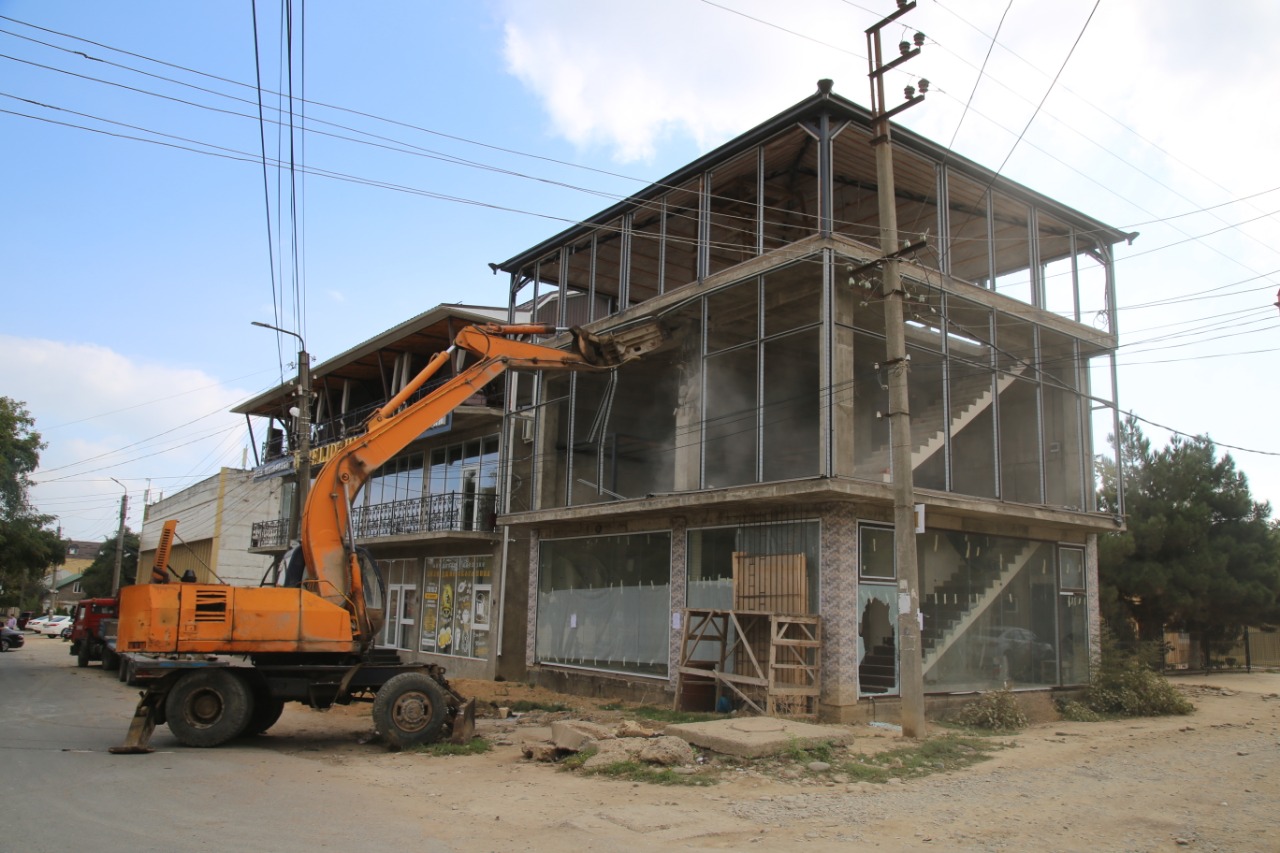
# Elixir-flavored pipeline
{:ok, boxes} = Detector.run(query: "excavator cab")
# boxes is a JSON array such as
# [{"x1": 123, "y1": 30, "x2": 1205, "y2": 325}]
[{"x1": 354, "y1": 547, "x2": 386, "y2": 647}]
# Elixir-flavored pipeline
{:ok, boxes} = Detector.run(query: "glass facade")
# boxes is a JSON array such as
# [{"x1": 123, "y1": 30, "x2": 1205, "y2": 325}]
[
  {"x1": 536, "y1": 532, "x2": 672, "y2": 676},
  {"x1": 375, "y1": 555, "x2": 493, "y2": 660}
]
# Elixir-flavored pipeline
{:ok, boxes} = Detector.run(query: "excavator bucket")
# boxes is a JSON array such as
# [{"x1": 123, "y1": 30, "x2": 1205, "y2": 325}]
[
  {"x1": 449, "y1": 697, "x2": 477, "y2": 744},
  {"x1": 573, "y1": 320, "x2": 666, "y2": 367}
]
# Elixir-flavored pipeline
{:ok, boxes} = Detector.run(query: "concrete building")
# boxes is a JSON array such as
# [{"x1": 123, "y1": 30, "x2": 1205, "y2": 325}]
[
  {"x1": 237, "y1": 83, "x2": 1128, "y2": 720},
  {"x1": 492, "y1": 82, "x2": 1128, "y2": 720},
  {"x1": 139, "y1": 468, "x2": 278, "y2": 586}
]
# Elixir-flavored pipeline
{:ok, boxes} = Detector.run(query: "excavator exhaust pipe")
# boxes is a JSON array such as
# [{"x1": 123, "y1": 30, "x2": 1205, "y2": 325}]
[{"x1": 573, "y1": 320, "x2": 666, "y2": 367}]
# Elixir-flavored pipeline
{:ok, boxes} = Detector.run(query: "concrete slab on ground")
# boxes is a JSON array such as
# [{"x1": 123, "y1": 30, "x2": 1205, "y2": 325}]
[{"x1": 666, "y1": 716, "x2": 853, "y2": 759}]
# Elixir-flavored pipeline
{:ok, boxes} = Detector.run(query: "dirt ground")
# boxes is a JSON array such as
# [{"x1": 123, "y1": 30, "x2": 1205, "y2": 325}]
[{"x1": 257, "y1": 672, "x2": 1280, "y2": 852}]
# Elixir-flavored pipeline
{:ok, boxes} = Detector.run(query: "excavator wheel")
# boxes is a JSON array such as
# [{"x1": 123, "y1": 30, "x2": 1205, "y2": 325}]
[
  {"x1": 372, "y1": 672, "x2": 448, "y2": 750},
  {"x1": 242, "y1": 675, "x2": 286, "y2": 736},
  {"x1": 164, "y1": 669, "x2": 253, "y2": 748}
]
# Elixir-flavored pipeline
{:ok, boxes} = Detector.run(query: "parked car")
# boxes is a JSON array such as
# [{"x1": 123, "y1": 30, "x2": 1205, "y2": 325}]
[
  {"x1": 1, "y1": 626, "x2": 25, "y2": 651},
  {"x1": 976, "y1": 626, "x2": 1055, "y2": 681},
  {"x1": 24, "y1": 615, "x2": 52, "y2": 632},
  {"x1": 35, "y1": 615, "x2": 72, "y2": 637},
  {"x1": 16, "y1": 611, "x2": 34, "y2": 629}
]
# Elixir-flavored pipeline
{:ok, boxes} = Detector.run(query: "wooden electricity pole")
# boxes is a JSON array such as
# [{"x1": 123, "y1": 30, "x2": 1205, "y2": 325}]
[{"x1": 866, "y1": 0, "x2": 928, "y2": 738}]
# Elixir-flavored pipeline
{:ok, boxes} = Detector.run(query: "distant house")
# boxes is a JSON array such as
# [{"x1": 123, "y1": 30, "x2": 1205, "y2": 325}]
[{"x1": 46, "y1": 539, "x2": 98, "y2": 613}]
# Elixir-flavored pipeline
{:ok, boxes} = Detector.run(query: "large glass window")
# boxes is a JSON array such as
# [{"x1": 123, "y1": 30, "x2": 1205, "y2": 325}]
[
  {"x1": 536, "y1": 532, "x2": 672, "y2": 676},
  {"x1": 420, "y1": 555, "x2": 492, "y2": 659},
  {"x1": 918, "y1": 531, "x2": 1063, "y2": 691}
]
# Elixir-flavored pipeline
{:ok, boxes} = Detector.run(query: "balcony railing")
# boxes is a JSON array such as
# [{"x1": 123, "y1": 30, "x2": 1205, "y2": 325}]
[
  {"x1": 251, "y1": 517, "x2": 289, "y2": 549},
  {"x1": 250, "y1": 491, "x2": 498, "y2": 549},
  {"x1": 352, "y1": 492, "x2": 498, "y2": 538}
]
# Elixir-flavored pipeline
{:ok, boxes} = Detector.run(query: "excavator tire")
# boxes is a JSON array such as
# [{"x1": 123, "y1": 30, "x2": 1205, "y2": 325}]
[
  {"x1": 372, "y1": 672, "x2": 448, "y2": 750},
  {"x1": 242, "y1": 675, "x2": 285, "y2": 736},
  {"x1": 165, "y1": 669, "x2": 253, "y2": 748}
]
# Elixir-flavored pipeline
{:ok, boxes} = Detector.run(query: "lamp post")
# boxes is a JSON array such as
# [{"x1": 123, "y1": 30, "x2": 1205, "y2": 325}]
[
  {"x1": 251, "y1": 321, "x2": 312, "y2": 545},
  {"x1": 109, "y1": 478, "x2": 128, "y2": 595}
]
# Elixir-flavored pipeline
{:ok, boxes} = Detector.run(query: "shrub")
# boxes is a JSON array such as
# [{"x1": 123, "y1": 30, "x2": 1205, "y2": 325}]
[
  {"x1": 1063, "y1": 632, "x2": 1193, "y2": 718},
  {"x1": 950, "y1": 687, "x2": 1028, "y2": 732}
]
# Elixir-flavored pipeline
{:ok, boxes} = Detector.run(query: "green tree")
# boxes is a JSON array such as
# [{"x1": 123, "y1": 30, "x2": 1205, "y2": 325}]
[
  {"x1": 79, "y1": 530, "x2": 140, "y2": 598},
  {"x1": 1099, "y1": 416, "x2": 1280, "y2": 663},
  {"x1": 0, "y1": 397, "x2": 65, "y2": 608}
]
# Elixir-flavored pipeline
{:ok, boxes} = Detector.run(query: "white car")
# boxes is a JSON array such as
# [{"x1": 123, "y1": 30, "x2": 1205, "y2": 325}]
[
  {"x1": 25, "y1": 615, "x2": 53, "y2": 632},
  {"x1": 35, "y1": 615, "x2": 72, "y2": 637}
]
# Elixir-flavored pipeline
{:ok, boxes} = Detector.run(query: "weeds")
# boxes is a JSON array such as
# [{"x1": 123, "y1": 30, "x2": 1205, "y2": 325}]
[
  {"x1": 1058, "y1": 633, "x2": 1193, "y2": 720},
  {"x1": 834, "y1": 736, "x2": 1007, "y2": 782},
  {"x1": 949, "y1": 687, "x2": 1029, "y2": 733},
  {"x1": 411, "y1": 737, "x2": 492, "y2": 756},
  {"x1": 601, "y1": 704, "x2": 722, "y2": 724},
  {"x1": 509, "y1": 700, "x2": 570, "y2": 713}
]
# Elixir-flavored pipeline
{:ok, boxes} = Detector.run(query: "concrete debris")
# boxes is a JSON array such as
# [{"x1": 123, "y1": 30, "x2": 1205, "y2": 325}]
[
  {"x1": 616, "y1": 719, "x2": 661, "y2": 738},
  {"x1": 638, "y1": 736, "x2": 696, "y2": 766},
  {"x1": 551, "y1": 720, "x2": 615, "y2": 751},
  {"x1": 524, "y1": 718, "x2": 695, "y2": 768}
]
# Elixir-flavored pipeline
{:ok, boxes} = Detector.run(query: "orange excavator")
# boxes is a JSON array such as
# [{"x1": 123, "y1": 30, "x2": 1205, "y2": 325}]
[{"x1": 111, "y1": 321, "x2": 664, "y2": 753}]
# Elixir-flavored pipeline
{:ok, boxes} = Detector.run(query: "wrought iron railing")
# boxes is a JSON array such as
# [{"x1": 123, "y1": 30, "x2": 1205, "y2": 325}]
[
  {"x1": 251, "y1": 518, "x2": 289, "y2": 549},
  {"x1": 251, "y1": 492, "x2": 498, "y2": 549},
  {"x1": 352, "y1": 492, "x2": 498, "y2": 537}
]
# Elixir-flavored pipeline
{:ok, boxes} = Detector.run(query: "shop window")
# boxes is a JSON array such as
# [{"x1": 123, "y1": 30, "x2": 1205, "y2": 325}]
[
  {"x1": 536, "y1": 532, "x2": 672, "y2": 676},
  {"x1": 420, "y1": 555, "x2": 492, "y2": 659}
]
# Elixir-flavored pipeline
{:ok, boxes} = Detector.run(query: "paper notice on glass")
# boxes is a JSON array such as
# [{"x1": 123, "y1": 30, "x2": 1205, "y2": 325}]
[{"x1": 569, "y1": 613, "x2": 577, "y2": 629}]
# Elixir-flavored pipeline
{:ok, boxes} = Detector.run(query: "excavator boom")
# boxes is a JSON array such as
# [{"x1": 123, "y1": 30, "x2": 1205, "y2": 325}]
[{"x1": 300, "y1": 321, "x2": 665, "y2": 646}]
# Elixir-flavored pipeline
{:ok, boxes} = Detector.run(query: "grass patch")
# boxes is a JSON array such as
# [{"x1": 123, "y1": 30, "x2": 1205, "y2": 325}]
[
  {"x1": 604, "y1": 705, "x2": 723, "y2": 724},
  {"x1": 829, "y1": 735, "x2": 1008, "y2": 783},
  {"x1": 508, "y1": 700, "x2": 570, "y2": 713},
  {"x1": 411, "y1": 737, "x2": 492, "y2": 756},
  {"x1": 579, "y1": 758, "x2": 714, "y2": 786}
]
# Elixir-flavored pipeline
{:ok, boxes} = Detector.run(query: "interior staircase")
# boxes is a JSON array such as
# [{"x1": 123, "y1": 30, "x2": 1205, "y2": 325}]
[
  {"x1": 919, "y1": 540, "x2": 1038, "y2": 675},
  {"x1": 862, "y1": 361, "x2": 1029, "y2": 481}
]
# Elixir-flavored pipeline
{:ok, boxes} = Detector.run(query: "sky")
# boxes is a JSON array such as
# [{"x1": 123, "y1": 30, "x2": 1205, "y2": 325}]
[{"x1": 3, "y1": 0, "x2": 1279, "y2": 543}]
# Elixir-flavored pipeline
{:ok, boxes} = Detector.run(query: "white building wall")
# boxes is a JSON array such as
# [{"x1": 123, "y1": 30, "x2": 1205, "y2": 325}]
[{"x1": 140, "y1": 468, "x2": 282, "y2": 586}]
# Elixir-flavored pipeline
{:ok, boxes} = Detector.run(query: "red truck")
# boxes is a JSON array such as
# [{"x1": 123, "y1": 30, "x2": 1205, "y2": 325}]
[{"x1": 68, "y1": 597, "x2": 121, "y2": 670}]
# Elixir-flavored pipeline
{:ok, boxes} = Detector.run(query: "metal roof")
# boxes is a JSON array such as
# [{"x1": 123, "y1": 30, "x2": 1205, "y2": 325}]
[{"x1": 493, "y1": 82, "x2": 1133, "y2": 277}]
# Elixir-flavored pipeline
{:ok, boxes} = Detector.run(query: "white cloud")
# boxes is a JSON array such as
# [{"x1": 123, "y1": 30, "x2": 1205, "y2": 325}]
[{"x1": 2, "y1": 336, "x2": 257, "y2": 541}]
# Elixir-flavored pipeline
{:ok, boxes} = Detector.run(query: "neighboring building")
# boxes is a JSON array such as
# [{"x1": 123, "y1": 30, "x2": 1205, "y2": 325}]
[
  {"x1": 492, "y1": 81, "x2": 1128, "y2": 720},
  {"x1": 46, "y1": 539, "x2": 98, "y2": 613},
  {"x1": 138, "y1": 468, "x2": 279, "y2": 586},
  {"x1": 237, "y1": 304, "x2": 525, "y2": 680},
  {"x1": 237, "y1": 83, "x2": 1129, "y2": 721}
]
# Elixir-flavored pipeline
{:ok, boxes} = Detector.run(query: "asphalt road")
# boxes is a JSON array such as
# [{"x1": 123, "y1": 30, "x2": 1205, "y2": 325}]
[{"x1": 0, "y1": 635, "x2": 454, "y2": 853}]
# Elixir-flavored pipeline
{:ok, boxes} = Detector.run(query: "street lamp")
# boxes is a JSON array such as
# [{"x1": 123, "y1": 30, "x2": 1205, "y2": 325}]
[{"x1": 251, "y1": 321, "x2": 312, "y2": 545}]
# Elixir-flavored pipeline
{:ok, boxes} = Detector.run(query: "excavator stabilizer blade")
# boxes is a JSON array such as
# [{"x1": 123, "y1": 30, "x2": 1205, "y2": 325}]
[
  {"x1": 450, "y1": 698, "x2": 477, "y2": 744},
  {"x1": 108, "y1": 688, "x2": 164, "y2": 754}
]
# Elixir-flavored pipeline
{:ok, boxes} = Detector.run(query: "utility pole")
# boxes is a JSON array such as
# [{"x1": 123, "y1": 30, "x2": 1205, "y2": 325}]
[
  {"x1": 866, "y1": 0, "x2": 929, "y2": 738},
  {"x1": 252, "y1": 321, "x2": 311, "y2": 545},
  {"x1": 110, "y1": 478, "x2": 128, "y2": 595},
  {"x1": 50, "y1": 523, "x2": 61, "y2": 613}
]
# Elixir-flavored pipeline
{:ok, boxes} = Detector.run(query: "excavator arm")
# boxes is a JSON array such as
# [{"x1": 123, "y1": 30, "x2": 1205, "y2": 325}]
[{"x1": 298, "y1": 321, "x2": 665, "y2": 645}]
